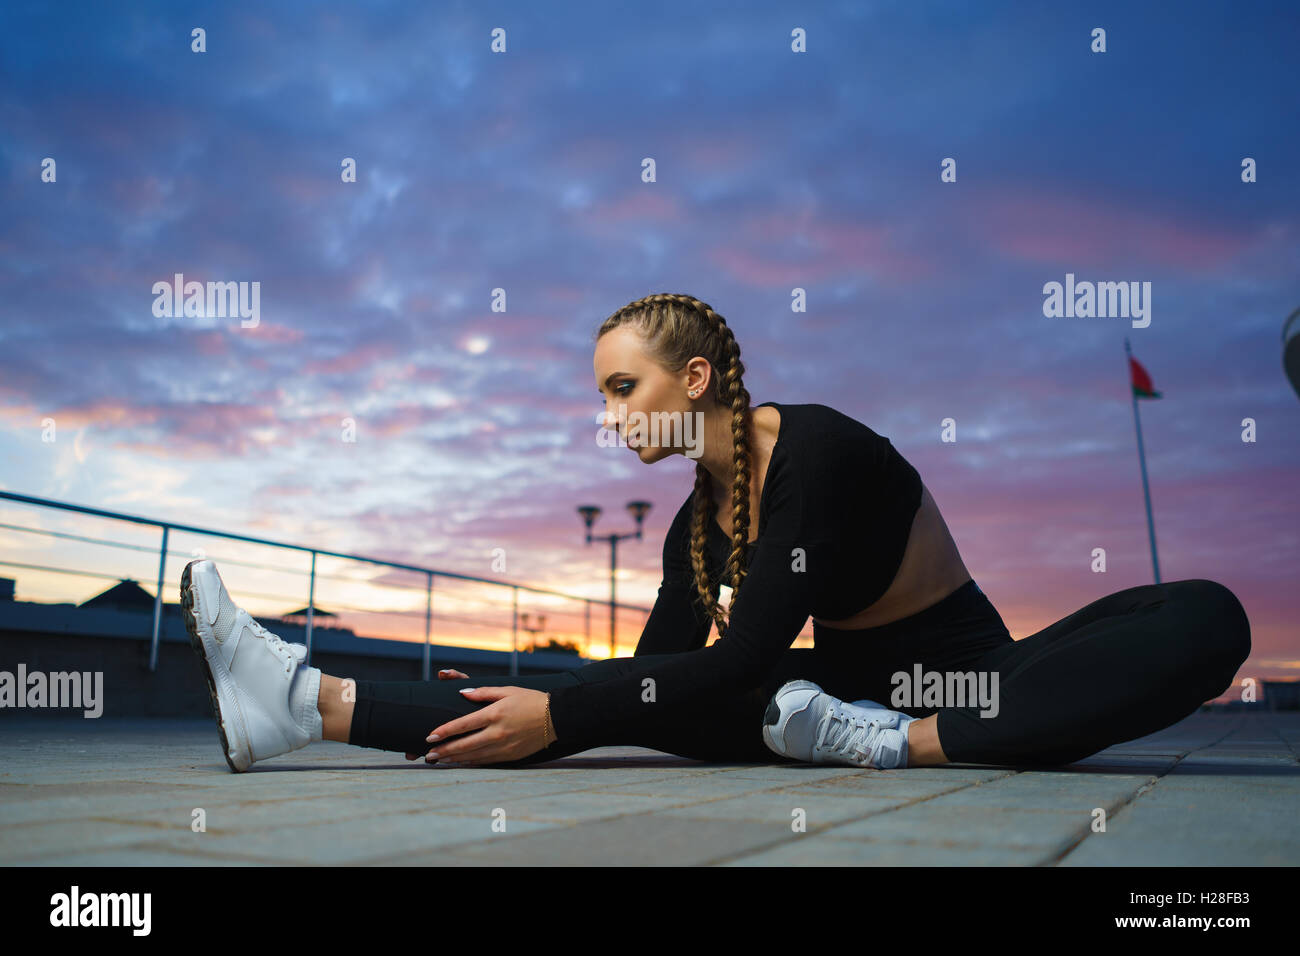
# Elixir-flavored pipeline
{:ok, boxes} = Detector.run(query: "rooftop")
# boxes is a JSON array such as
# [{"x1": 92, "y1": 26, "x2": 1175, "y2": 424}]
[{"x1": 2, "y1": 709, "x2": 1296, "y2": 865}]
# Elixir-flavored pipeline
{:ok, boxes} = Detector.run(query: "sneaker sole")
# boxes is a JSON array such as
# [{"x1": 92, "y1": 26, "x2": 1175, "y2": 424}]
[
  {"x1": 180, "y1": 560, "x2": 249, "y2": 773},
  {"x1": 761, "y1": 680, "x2": 824, "y2": 756}
]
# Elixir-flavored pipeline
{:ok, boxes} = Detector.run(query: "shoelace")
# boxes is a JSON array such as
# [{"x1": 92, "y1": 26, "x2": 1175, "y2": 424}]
[
  {"x1": 815, "y1": 702, "x2": 886, "y2": 764},
  {"x1": 246, "y1": 616, "x2": 295, "y2": 674}
]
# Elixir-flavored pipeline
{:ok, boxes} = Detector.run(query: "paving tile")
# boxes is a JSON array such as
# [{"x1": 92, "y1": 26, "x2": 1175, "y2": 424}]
[
  {"x1": 31, "y1": 846, "x2": 260, "y2": 866},
  {"x1": 438, "y1": 815, "x2": 786, "y2": 865},
  {"x1": 704, "y1": 767, "x2": 861, "y2": 783},
  {"x1": 589, "y1": 775, "x2": 802, "y2": 799},
  {"x1": 1058, "y1": 773, "x2": 1300, "y2": 865},
  {"x1": 915, "y1": 771, "x2": 1151, "y2": 811},
  {"x1": 1067, "y1": 755, "x2": 1181, "y2": 772},
  {"x1": 655, "y1": 791, "x2": 917, "y2": 825},
  {"x1": 722, "y1": 836, "x2": 1051, "y2": 866},
  {"x1": 417, "y1": 791, "x2": 674, "y2": 823},
  {"x1": 105, "y1": 810, "x2": 564, "y2": 864},
  {"x1": 775, "y1": 775, "x2": 990, "y2": 801},
  {"x1": 1, "y1": 819, "x2": 193, "y2": 864},
  {"x1": 827, "y1": 804, "x2": 1088, "y2": 853},
  {"x1": 1174, "y1": 752, "x2": 1298, "y2": 766}
]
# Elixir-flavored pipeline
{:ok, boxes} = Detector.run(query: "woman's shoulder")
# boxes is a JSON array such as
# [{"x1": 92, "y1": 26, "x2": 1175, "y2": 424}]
[
  {"x1": 772, "y1": 401, "x2": 889, "y2": 441},
  {"x1": 769, "y1": 402, "x2": 919, "y2": 533},
  {"x1": 769, "y1": 401, "x2": 897, "y2": 474}
]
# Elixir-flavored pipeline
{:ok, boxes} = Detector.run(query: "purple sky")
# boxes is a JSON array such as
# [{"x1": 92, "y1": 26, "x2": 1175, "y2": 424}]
[{"x1": 1, "y1": 0, "x2": 1297, "y2": 697}]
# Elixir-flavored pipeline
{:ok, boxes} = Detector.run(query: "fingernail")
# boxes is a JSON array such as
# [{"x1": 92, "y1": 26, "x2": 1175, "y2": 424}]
[
  {"x1": 428, "y1": 751, "x2": 440, "y2": 758},
  {"x1": 427, "y1": 734, "x2": 439, "y2": 742},
  {"x1": 459, "y1": 687, "x2": 476, "y2": 694}
]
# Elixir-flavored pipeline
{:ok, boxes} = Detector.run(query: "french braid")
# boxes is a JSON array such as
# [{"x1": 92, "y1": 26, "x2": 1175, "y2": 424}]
[{"x1": 594, "y1": 294, "x2": 753, "y2": 635}]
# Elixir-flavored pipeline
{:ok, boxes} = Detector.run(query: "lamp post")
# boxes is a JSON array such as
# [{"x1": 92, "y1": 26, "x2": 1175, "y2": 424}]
[
  {"x1": 520, "y1": 612, "x2": 547, "y2": 652},
  {"x1": 577, "y1": 500, "x2": 652, "y2": 657}
]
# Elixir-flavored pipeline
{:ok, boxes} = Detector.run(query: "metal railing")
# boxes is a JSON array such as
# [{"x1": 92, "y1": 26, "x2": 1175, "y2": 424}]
[{"x1": 0, "y1": 491, "x2": 654, "y2": 678}]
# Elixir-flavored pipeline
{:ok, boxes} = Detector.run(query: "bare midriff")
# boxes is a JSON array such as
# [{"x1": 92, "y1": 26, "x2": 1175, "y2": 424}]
[{"x1": 812, "y1": 481, "x2": 972, "y2": 630}]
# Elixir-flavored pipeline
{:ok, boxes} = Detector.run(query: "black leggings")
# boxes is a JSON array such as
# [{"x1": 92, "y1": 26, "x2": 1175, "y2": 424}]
[{"x1": 347, "y1": 578, "x2": 1250, "y2": 768}]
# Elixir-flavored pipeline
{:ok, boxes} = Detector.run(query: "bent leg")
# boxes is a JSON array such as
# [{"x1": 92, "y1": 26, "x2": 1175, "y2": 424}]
[{"x1": 936, "y1": 579, "x2": 1251, "y2": 767}]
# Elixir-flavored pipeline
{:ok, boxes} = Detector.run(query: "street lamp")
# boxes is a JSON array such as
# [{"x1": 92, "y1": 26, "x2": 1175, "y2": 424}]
[
  {"x1": 577, "y1": 499, "x2": 653, "y2": 657},
  {"x1": 520, "y1": 612, "x2": 547, "y2": 652}
]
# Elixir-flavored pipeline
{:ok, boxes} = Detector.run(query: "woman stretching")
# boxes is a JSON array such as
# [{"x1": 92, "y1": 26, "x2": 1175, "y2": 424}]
[{"x1": 181, "y1": 293, "x2": 1251, "y2": 773}]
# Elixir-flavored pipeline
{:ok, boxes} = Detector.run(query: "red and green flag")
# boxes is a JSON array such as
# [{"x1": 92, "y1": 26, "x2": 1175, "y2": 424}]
[{"x1": 1130, "y1": 355, "x2": 1162, "y2": 399}]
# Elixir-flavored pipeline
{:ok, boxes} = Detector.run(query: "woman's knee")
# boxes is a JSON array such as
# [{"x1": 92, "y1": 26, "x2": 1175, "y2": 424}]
[
  {"x1": 1172, "y1": 579, "x2": 1251, "y2": 678},
  {"x1": 573, "y1": 656, "x2": 640, "y2": 683}
]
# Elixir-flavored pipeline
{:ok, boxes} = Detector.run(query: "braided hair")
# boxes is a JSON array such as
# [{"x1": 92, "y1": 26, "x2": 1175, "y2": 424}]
[{"x1": 593, "y1": 293, "x2": 753, "y2": 636}]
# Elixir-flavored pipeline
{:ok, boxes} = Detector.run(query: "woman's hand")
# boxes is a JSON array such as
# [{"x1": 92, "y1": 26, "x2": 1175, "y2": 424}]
[
  {"x1": 421, "y1": 686, "x2": 553, "y2": 767},
  {"x1": 404, "y1": 668, "x2": 471, "y2": 761}
]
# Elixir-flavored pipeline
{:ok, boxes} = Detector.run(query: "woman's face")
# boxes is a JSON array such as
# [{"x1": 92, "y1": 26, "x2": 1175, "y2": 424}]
[{"x1": 594, "y1": 326, "x2": 702, "y2": 462}]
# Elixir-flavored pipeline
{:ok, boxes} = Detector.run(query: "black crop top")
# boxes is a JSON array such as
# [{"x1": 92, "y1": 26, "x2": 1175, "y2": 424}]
[{"x1": 546, "y1": 401, "x2": 924, "y2": 744}]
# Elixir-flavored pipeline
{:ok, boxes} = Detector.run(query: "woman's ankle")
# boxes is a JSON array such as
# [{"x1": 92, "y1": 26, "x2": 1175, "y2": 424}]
[
  {"x1": 906, "y1": 714, "x2": 950, "y2": 766},
  {"x1": 318, "y1": 674, "x2": 356, "y2": 743}
]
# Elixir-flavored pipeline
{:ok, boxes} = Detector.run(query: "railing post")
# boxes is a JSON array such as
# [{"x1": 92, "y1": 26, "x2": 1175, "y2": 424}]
[
  {"x1": 584, "y1": 598, "x2": 591, "y2": 658},
  {"x1": 609, "y1": 536, "x2": 617, "y2": 658},
  {"x1": 511, "y1": 586, "x2": 519, "y2": 677},
  {"x1": 148, "y1": 525, "x2": 169, "y2": 672},
  {"x1": 305, "y1": 550, "x2": 316, "y2": 665},
  {"x1": 422, "y1": 571, "x2": 433, "y2": 680}
]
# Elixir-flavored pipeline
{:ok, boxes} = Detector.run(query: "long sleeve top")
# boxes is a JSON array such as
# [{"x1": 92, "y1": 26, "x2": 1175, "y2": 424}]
[{"x1": 547, "y1": 401, "x2": 924, "y2": 744}]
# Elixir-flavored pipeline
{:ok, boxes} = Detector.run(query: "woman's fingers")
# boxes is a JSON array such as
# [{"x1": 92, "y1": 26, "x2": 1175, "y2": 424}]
[
  {"x1": 426, "y1": 747, "x2": 490, "y2": 767},
  {"x1": 428, "y1": 703, "x2": 496, "y2": 743},
  {"x1": 426, "y1": 728, "x2": 501, "y2": 765},
  {"x1": 437, "y1": 669, "x2": 469, "y2": 680}
]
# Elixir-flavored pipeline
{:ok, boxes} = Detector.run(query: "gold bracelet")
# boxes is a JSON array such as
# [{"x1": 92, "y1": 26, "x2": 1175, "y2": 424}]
[{"x1": 543, "y1": 692, "x2": 556, "y2": 746}]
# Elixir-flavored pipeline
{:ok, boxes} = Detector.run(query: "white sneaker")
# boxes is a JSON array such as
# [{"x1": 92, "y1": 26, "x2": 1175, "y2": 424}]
[
  {"x1": 181, "y1": 559, "x2": 322, "y2": 772},
  {"x1": 762, "y1": 680, "x2": 914, "y2": 769}
]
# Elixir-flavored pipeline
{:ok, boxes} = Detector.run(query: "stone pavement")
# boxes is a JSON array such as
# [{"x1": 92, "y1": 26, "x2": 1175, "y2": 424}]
[{"x1": 1, "y1": 710, "x2": 1296, "y2": 866}]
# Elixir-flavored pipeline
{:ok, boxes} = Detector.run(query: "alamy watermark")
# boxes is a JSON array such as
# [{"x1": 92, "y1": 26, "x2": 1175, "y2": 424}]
[
  {"x1": 49, "y1": 885, "x2": 150, "y2": 935},
  {"x1": 1043, "y1": 272, "x2": 1150, "y2": 328},
  {"x1": 0, "y1": 664, "x2": 103, "y2": 718},
  {"x1": 152, "y1": 273, "x2": 260, "y2": 327},
  {"x1": 890, "y1": 664, "x2": 999, "y2": 718},
  {"x1": 596, "y1": 404, "x2": 705, "y2": 459}
]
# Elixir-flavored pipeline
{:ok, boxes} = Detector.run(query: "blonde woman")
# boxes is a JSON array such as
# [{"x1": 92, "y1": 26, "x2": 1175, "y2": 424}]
[{"x1": 183, "y1": 293, "x2": 1250, "y2": 773}]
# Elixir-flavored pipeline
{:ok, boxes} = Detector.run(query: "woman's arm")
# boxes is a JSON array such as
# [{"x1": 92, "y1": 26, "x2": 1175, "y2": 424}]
[
  {"x1": 633, "y1": 493, "x2": 717, "y2": 656},
  {"x1": 549, "y1": 465, "x2": 814, "y2": 743}
]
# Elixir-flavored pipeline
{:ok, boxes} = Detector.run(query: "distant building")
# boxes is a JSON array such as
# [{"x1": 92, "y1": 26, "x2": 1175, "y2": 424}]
[
  {"x1": 278, "y1": 604, "x2": 355, "y2": 635},
  {"x1": 78, "y1": 579, "x2": 156, "y2": 612},
  {"x1": 1262, "y1": 680, "x2": 1300, "y2": 710}
]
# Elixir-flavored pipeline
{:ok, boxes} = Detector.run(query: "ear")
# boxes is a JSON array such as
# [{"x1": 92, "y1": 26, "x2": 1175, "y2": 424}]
[{"x1": 684, "y1": 356, "x2": 711, "y2": 396}]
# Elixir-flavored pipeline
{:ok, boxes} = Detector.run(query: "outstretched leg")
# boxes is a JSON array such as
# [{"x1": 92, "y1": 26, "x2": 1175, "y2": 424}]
[
  {"x1": 935, "y1": 578, "x2": 1251, "y2": 767},
  {"x1": 184, "y1": 556, "x2": 815, "y2": 770},
  {"x1": 338, "y1": 649, "x2": 831, "y2": 766}
]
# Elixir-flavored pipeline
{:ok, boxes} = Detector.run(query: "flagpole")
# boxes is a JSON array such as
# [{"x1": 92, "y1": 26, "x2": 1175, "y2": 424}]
[{"x1": 1125, "y1": 336, "x2": 1161, "y2": 583}]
